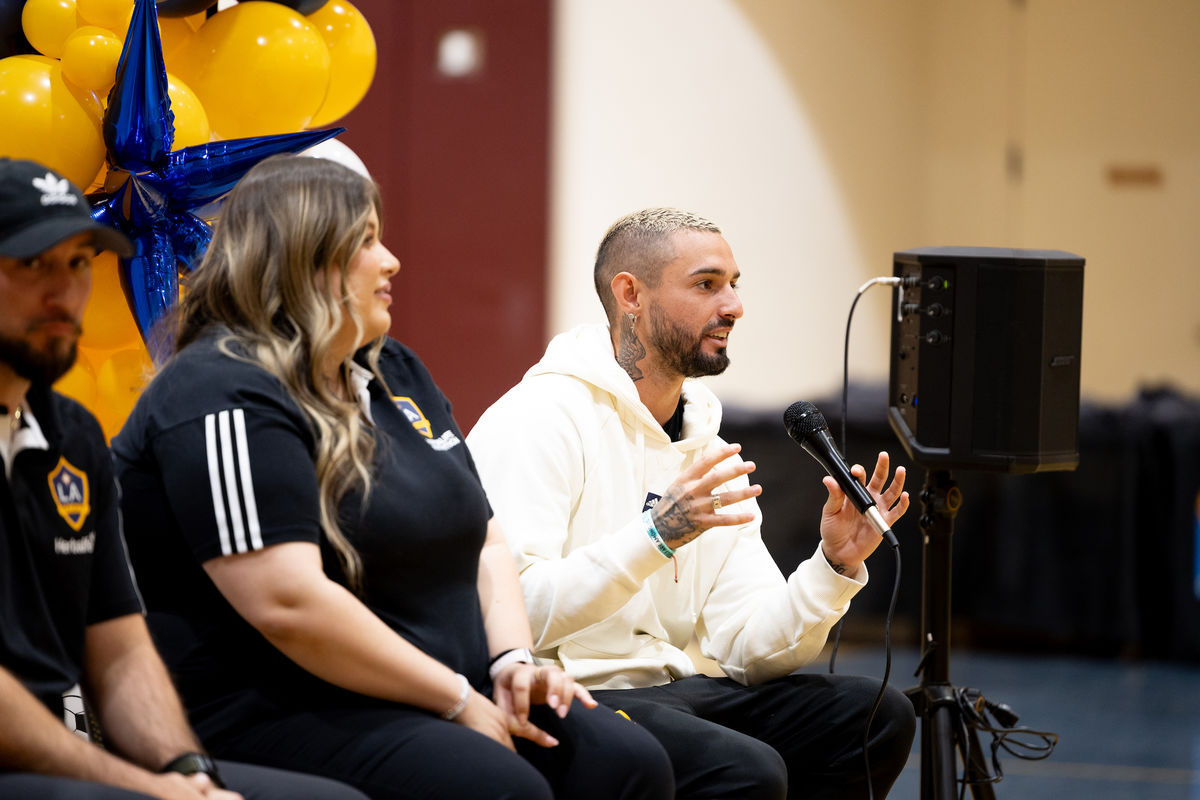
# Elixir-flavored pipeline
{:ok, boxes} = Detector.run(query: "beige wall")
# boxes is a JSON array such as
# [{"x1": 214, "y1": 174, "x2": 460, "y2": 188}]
[
  {"x1": 551, "y1": 0, "x2": 1200, "y2": 409},
  {"x1": 1018, "y1": 0, "x2": 1200, "y2": 402}
]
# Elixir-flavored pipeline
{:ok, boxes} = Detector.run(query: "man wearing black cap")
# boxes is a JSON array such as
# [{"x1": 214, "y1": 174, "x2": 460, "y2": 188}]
[{"x1": 0, "y1": 158, "x2": 368, "y2": 799}]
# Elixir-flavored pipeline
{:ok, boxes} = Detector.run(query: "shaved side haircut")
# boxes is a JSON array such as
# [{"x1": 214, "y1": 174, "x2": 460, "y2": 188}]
[{"x1": 593, "y1": 207, "x2": 721, "y2": 323}]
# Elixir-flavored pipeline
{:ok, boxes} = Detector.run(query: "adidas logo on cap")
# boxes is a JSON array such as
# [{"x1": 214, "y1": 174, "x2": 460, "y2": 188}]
[
  {"x1": 0, "y1": 157, "x2": 133, "y2": 259},
  {"x1": 32, "y1": 173, "x2": 80, "y2": 207}
]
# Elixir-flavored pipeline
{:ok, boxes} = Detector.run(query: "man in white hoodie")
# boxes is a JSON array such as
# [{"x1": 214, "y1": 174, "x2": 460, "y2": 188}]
[{"x1": 467, "y1": 208, "x2": 915, "y2": 799}]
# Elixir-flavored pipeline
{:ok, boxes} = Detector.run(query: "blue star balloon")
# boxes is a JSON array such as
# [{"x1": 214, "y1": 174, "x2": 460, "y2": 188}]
[{"x1": 89, "y1": 0, "x2": 343, "y2": 362}]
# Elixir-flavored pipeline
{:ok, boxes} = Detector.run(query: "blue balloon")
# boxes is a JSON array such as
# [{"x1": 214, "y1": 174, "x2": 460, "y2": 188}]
[
  {"x1": 105, "y1": 0, "x2": 174, "y2": 170},
  {"x1": 168, "y1": 211, "x2": 211, "y2": 270},
  {"x1": 89, "y1": 0, "x2": 344, "y2": 361}
]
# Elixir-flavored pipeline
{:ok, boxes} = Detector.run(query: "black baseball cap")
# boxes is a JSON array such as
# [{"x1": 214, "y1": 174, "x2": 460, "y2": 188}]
[{"x1": 0, "y1": 158, "x2": 134, "y2": 259}]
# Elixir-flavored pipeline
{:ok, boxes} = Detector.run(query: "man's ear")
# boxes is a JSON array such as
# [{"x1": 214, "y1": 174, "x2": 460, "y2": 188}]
[{"x1": 610, "y1": 272, "x2": 642, "y2": 316}]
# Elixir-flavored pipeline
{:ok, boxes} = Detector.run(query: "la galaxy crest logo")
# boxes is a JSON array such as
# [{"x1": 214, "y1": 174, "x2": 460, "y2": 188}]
[
  {"x1": 392, "y1": 396, "x2": 433, "y2": 438},
  {"x1": 47, "y1": 456, "x2": 90, "y2": 531},
  {"x1": 392, "y1": 395, "x2": 461, "y2": 451}
]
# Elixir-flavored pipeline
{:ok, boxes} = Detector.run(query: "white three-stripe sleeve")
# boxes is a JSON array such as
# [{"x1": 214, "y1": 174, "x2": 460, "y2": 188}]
[
  {"x1": 217, "y1": 410, "x2": 248, "y2": 553},
  {"x1": 204, "y1": 413, "x2": 233, "y2": 556},
  {"x1": 204, "y1": 409, "x2": 265, "y2": 555},
  {"x1": 232, "y1": 409, "x2": 264, "y2": 550}
]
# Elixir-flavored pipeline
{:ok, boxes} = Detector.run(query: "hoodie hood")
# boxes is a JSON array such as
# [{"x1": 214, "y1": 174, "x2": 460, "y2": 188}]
[{"x1": 528, "y1": 323, "x2": 722, "y2": 449}]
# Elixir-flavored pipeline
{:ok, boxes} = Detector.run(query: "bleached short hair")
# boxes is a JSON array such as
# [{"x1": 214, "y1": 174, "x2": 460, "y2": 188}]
[{"x1": 593, "y1": 207, "x2": 721, "y2": 322}]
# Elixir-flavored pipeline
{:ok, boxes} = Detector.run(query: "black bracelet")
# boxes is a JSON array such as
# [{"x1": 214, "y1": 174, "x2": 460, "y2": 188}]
[
  {"x1": 488, "y1": 647, "x2": 536, "y2": 680},
  {"x1": 488, "y1": 648, "x2": 519, "y2": 667},
  {"x1": 160, "y1": 752, "x2": 225, "y2": 789}
]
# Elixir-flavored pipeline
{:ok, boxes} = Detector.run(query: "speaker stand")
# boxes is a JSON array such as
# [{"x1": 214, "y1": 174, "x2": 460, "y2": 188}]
[{"x1": 904, "y1": 469, "x2": 997, "y2": 799}]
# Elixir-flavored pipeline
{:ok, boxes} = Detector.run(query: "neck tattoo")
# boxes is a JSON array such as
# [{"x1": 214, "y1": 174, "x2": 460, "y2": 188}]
[{"x1": 617, "y1": 320, "x2": 646, "y2": 383}]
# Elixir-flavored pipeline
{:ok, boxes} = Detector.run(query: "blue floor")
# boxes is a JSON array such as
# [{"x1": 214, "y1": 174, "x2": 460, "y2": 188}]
[{"x1": 809, "y1": 644, "x2": 1200, "y2": 799}]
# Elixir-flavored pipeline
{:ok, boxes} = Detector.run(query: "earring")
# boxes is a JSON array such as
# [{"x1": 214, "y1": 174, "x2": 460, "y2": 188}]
[{"x1": 627, "y1": 312, "x2": 637, "y2": 333}]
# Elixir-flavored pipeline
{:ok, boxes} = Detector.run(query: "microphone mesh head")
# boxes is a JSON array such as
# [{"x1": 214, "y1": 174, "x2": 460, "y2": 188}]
[{"x1": 783, "y1": 401, "x2": 829, "y2": 441}]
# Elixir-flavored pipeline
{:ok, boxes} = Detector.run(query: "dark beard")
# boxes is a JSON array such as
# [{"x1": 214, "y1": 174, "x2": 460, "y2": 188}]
[
  {"x1": 646, "y1": 302, "x2": 731, "y2": 378},
  {"x1": 0, "y1": 329, "x2": 80, "y2": 386}
]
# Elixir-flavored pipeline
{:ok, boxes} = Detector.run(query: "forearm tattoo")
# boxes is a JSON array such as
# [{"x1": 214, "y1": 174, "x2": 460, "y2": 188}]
[
  {"x1": 617, "y1": 327, "x2": 646, "y2": 382},
  {"x1": 822, "y1": 548, "x2": 848, "y2": 575}
]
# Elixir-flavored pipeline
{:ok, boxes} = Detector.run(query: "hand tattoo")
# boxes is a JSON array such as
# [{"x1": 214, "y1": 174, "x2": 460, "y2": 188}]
[
  {"x1": 654, "y1": 489, "x2": 697, "y2": 547},
  {"x1": 617, "y1": 327, "x2": 646, "y2": 382}
]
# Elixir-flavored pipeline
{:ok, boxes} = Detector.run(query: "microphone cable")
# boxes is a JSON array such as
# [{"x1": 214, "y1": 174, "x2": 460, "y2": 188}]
[
  {"x1": 829, "y1": 275, "x2": 904, "y2": 674},
  {"x1": 829, "y1": 275, "x2": 908, "y2": 800},
  {"x1": 840, "y1": 276, "x2": 906, "y2": 452},
  {"x1": 951, "y1": 687, "x2": 1059, "y2": 800}
]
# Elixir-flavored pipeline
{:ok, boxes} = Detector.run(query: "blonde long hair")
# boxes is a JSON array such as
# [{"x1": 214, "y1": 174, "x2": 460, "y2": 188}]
[{"x1": 177, "y1": 155, "x2": 384, "y2": 589}]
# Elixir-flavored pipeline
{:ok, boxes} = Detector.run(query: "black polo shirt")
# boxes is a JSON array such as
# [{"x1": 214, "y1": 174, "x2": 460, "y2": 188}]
[
  {"x1": 113, "y1": 332, "x2": 492, "y2": 743},
  {"x1": 0, "y1": 386, "x2": 143, "y2": 719}
]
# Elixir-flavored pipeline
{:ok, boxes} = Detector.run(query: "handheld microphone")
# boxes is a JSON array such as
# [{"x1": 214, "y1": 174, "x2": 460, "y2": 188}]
[{"x1": 783, "y1": 401, "x2": 899, "y2": 548}]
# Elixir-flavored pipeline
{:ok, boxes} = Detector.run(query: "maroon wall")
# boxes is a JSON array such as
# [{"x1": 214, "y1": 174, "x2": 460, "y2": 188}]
[{"x1": 337, "y1": 0, "x2": 551, "y2": 429}]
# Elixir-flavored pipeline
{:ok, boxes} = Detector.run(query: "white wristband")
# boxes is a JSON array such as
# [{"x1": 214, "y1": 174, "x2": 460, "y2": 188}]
[
  {"x1": 441, "y1": 673, "x2": 470, "y2": 720},
  {"x1": 642, "y1": 509, "x2": 675, "y2": 559},
  {"x1": 487, "y1": 647, "x2": 535, "y2": 680}
]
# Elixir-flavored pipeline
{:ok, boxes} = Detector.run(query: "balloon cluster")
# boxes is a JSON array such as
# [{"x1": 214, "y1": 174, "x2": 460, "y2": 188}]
[
  {"x1": 2, "y1": 0, "x2": 375, "y2": 184},
  {"x1": 0, "y1": 0, "x2": 377, "y2": 439}
]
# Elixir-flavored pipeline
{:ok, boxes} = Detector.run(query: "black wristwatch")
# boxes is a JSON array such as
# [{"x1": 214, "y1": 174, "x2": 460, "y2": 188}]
[{"x1": 160, "y1": 752, "x2": 226, "y2": 789}]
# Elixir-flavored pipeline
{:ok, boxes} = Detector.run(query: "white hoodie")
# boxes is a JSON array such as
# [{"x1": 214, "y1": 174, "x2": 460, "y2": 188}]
[{"x1": 467, "y1": 323, "x2": 866, "y2": 689}]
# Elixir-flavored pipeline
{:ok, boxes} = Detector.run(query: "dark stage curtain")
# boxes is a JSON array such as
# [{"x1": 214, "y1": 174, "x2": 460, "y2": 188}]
[{"x1": 721, "y1": 385, "x2": 1200, "y2": 662}]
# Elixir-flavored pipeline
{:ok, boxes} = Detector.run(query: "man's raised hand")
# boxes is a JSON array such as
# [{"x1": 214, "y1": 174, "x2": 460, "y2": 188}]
[{"x1": 652, "y1": 443, "x2": 762, "y2": 550}]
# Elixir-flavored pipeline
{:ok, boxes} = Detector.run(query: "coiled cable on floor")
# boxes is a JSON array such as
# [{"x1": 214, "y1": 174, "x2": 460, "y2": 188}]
[{"x1": 953, "y1": 687, "x2": 1059, "y2": 799}]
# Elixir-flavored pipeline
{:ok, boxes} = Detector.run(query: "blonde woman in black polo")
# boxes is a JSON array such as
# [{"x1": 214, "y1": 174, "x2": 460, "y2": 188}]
[{"x1": 114, "y1": 155, "x2": 673, "y2": 800}]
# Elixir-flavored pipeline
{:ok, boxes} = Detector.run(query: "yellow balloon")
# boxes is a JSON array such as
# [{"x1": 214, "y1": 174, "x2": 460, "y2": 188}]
[
  {"x1": 60, "y1": 25, "x2": 123, "y2": 93},
  {"x1": 166, "y1": 72, "x2": 211, "y2": 149},
  {"x1": 160, "y1": 15, "x2": 197, "y2": 64},
  {"x1": 75, "y1": 0, "x2": 133, "y2": 33},
  {"x1": 11, "y1": 53, "x2": 59, "y2": 65},
  {"x1": 307, "y1": 0, "x2": 376, "y2": 127},
  {"x1": 20, "y1": 0, "x2": 79, "y2": 59},
  {"x1": 173, "y1": 2, "x2": 331, "y2": 139},
  {"x1": 64, "y1": 67, "x2": 105, "y2": 117},
  {"x1": 95, "y1": 345, "x2": 153, "y2": 440},
  {"x1": 0, "y1": 56, "x2": 106, "y2": 188},
  {"x1": 80, "y1": 252, "x2": 144, "y2": 352},
  {"x1": 54, "y1": 355, "x2": 100, "y2": 411},
  {"x1": 86, "y1": 162, "x2": 108, "y2": 193}
]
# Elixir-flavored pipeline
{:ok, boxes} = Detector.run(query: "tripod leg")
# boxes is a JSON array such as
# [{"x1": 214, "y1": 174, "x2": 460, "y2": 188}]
[
  {"x1": 923, "y1": 701, "x2": 959, "y2": 800},
  {"x1": 959, "y1": 724, "x2": 997, "y2": 799}
]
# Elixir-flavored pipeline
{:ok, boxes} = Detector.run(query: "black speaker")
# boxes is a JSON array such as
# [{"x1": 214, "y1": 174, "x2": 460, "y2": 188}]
[{"x1": 888, "y1": 246, "x2": 1085, "y2": 473}]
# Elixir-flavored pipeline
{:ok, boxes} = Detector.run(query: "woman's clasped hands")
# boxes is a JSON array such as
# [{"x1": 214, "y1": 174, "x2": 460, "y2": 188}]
[{"x1": 459, "y1": 662, "x2": 598, "y2": 751}]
